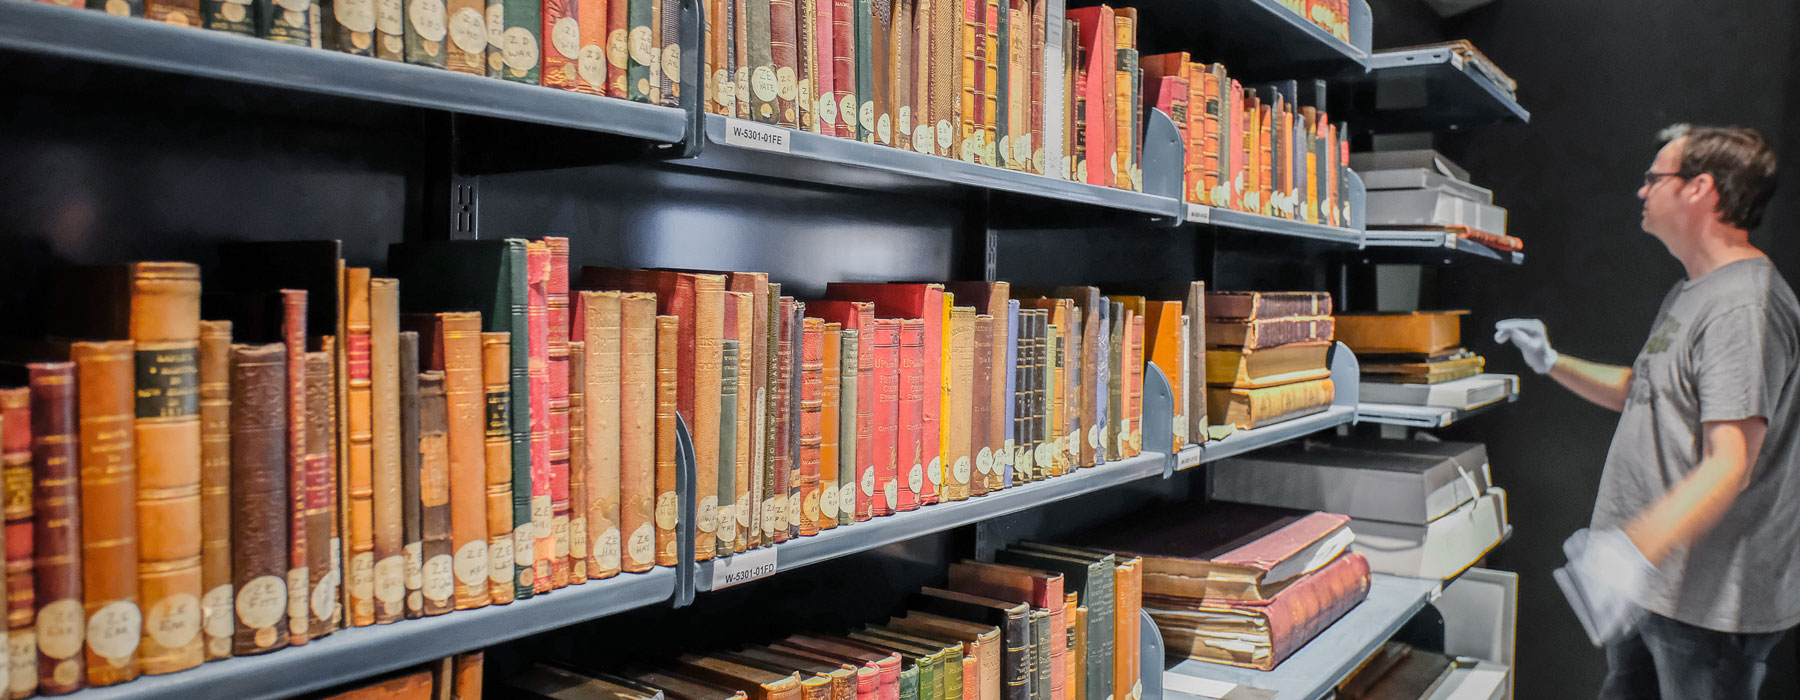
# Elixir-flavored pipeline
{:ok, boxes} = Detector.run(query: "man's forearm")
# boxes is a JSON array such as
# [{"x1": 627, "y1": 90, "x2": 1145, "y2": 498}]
[
  {"x1": 1623, "y1": 419, "x2": 1763, "y2": 565},
  {"x1": 1549, "y1": 354, "x2": 1633, "y2": 412}
]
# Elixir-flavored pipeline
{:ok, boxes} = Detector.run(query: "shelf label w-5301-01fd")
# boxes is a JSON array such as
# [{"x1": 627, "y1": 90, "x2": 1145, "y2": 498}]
[
  {"x1": 708, "y1": 546, "x2": 777, "y2": 590},
  {"x1": 724, "y1": 118, "x2": 791, "y2": 153}
]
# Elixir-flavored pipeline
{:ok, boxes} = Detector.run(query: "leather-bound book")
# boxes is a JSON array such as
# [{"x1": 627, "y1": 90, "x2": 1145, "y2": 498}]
[
  {"x1": 723, "y1": 275, "x2": 768, "y2": 549},
  {"x1": 1203, "y1": 317, "x2": 1334, "y2": 350},
  {"x1": 417, "y1": 370, "x2": 454, "y2": 616},
  {"x1": 1102, "y1": 302, "x2": 1122, "y2": 462},
  {"x1": 867, "y1": 0, "x2": 892, "y2": 145},
  {"x1": 895, "y1": 319, "x2": 923, "y2": 512},
  {"x1": 982, "y1": 0, "x2": 1000, "y2": 166},
  {"x1": 632, "y1": 670, "x2": 749, "y2": 700},
  {"x1": 605, "y1": 0, "x2": 630, "y2": 97},
  {"x1": 727, "y1": 292, "x2": 755, "y2": 549},
  {"x1": 797, "y1": 318, "x2": 824, "y2": 533},
  {"x1": 573, "y1": 0, "x2": 610, "y2": 94},
  {"x1": 803, "y1": 301, "x2": 871, "y2": 522},
  {"x1": 429, "y1": 312, "x2": 491, "y2": 609},
  {"x1": 253, "y1": 0, "x2": 311, "y2": 45},
  {"x1": 618, "y1": 297, "x2": 657, "y2": 572},
  {"x1": 891, "y1": 0, "x2": 915, "y2": 151},
  {"x1": 399, "y1": 331, "x2": 425, "y2": 620},
  {"x1": 1184, "y1": 283, "x2": 1207, "y2": 446},
  {"x1": 499, "y1": 0, "x2": 542, "y2": 83},
  {"x1": 849, "y1": 0, "x2": 872, "y2": 141},
  {"x1": 888, "y1": 613, "x2": 1000, "y2": 700},
  {"x1": 730, "y1": 648, "x2": 854, "y2": 700},
  {"x1": 794, "y1": 0, "x2": 816, "y2": 131},
  {"x1": 317, "y1": 666, "x2": 436, "y2": 700},
  {"x1": 836, "y1": 330, "x2": 858, "y2": 526},
  {"x1": 1207, "y1": 379, "x2": 1334, "y2": 431},
  {"x1": 545, "y1": 240, "x2": 575, "y2": 591},
  {"x1": 124, "y1": 262, "x2": 205, "y2": 674},
  {"x1": 787, "y1": 304, "x2": 805, "y2": 540},
  {"x1": 70, "y1": 342, "x2": 140, "y2": 687},
  {"x1": 821, "y1": 286, "x2": 943, "y2": 500},
  {"x1": 907, "y1": 0, "x2": 931, "y2": 152},
  {"x1": 693, "y1": 275, "x2": 726, "y2": 556},
  {"x1": 956, "y1": 0, "x2": 980, "y2": 163},
  {"x1": 1003, "y1": 544, "x2": 1116, "y2": 700},
  {"x1": 369, "y1": 278, "x2": 406, "y2": 624},
  {"x1": 0, "y1": 388, "x2": 21, "y2": 695},
  {"x1": 970, "y1": 316, "x2": 992, "y2": 496},
  {"x1": 909, "y1": 588, "x2": 1026, "y2": 700},
  {"x1": 868, "y1": 319, "x2": 900, "y2": 516},
  {"x1": 444, "y1": 0, "x2": 488, "y2": 75},
  {"x1": 945, "y1": 307, "x2": 974, "y2": 500},
  {"x1": 718, "y1": 338, "x2": 740, "y2": 554},
  {"x1": 1000, "y1": 301, "x2": 1017, "y2": 484},
  {"x1": 1204, "y1": 291, "x2": 1331, "y2": 321},
  {"x1": 526, "y1": 243, "x2": 553, "y2": 594},
  {"x1": 403, "y1": 0, "x2": 447, "y2": 67},
  {"x1": 197, "y1": 321, "x2": 233, "y2": 661},
  {"x1": 1045, "y1": 321, "x2": 1066, "y2": 476},
  {"x1": 769, "y1": 299, "x2": 794, "y2": 541},
  {"x1": 759, "y1": 286, "x2": 781, "y2": 543},
  {"x1": 811, "y1": 0, "x2": 836, "y2": 135},
  {"x1": 928, "y1": 0, "x2": 957, "y2": 155},
  {"x1": 228, "y1": 345, "x2": 289, "y2": 656},
  {"x1": 343, "y1": 267, "x2": 377, "y2": 626},
  {"x1": 281, "y1": 291, "x2": 312, "y2": 646},
  {"x1": 1127, "y1": 314, "x2": 1143, "y2": 456},
  {"x1": 142, "y1": 0, "x2": 197, "y2": 26},
  {"x1": 818, "y1": 323, "x2": 842, "y2": 529},
  {"x1": 1011, "y1": 311, "x2": 1034, "y2": 482},
  {"x1": 670, "y1": 655, "x2": 804, "y2": 700},
  {"x1": 831, "y1": 0, "x2": 856, "y2": 139},
  {"x1": 1149, "y1": 551, "x2": 1366, "y2": 672},
  {"x1": 653, "y1": 315, "x2": 681, "y2": 566},
  {"x1": 21, "y1": 362, "x2": 83, "y2": 694},
  {"x1": 479, "y1": 333, "x2": 515, "y2": 603},
  {"x1": 1110, "y1": 11, "x2": 1135, "y2": 191},
  {"x1": 304, "y1": 349, "x2": 338, "y2": 634},
  {"x1": 542, "y1": 0, "x2": 582, "y2": 90},
  {"x1": 388, "y1": 240, "x2": 533, "y2": 601},
  {"x1": 745, "y1": 0, "x2": 778, "y2": 122},
  {"x1": 371, "y1": 0, "x2": 403, "y2": 60},
  {"x1": 1203, "y1": 343, "x2": 1331, "y2": 390},
  {"x1": 775, "y1": 637, "x2": 899, "y2": 700},
  {"x1": 948, "y1": 562, "x2": 1064, "y2": 700},
  {"x1": 579, "y1": 292, "x2": 623, "y2": 579}
]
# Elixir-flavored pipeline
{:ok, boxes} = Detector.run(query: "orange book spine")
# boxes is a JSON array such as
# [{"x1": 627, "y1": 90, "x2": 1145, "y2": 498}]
[
  {"x1": 369, "y1": 278, "x2": 405, "y2": 624},
  {"x1": 279, "y1": 291, "x2": 311, "y2": 648},
  {"x1": 441, "y1": 312, "x2": 492, "y2": 610},
  {"x1": 342, "y1": 267, "x2": 376, "y2": 628},
  {"x1": 197, "y1": 320, "x2": 234, "y2": 662},
  {"x1": 304, "y1": 347, "x2": 337, "y2": 636},
  {"x1": 894, "y1": 320, "x2": 923, "y2": 512},
  {"x1": 797, "y1": 318, "x2": 824, "y2": 535},
  {"x1": 568, "y1": 341, "x2": 589, "y2": 585},
  {"x1": 945, "y1": 308, "x2": 973, "y2": 500},
  {"x1": 653, "y1": 315, "x2": 680, "y2": 567},
  {"x1": 730, "y1": 293, "x2": 755, "y2": 551},
  {"x1": 620, "y1": 296, "x2": 658, "y2": 572},
  {"x1": 818, "y1": 323, "x2": 841, "y2": 530},
  {"x1": 72, "y1": 341, "x2": 141, "y2": 687},
  {"x1": 479, "y1": 333, "x2": 516, "y2": 604},
  {"x1": 581, "y1": 292, "x2": 624, "y2": 579}
]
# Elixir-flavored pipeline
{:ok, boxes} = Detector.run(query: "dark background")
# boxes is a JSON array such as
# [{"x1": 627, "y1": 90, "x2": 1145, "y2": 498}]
[{"x1": 1371, "y1": 0, "x2": 1800, "y2": 697}]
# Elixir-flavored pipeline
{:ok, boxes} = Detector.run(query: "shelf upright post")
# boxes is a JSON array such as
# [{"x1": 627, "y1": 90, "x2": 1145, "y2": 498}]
[
  {"x1": 674, "y1": 0, "x2": 707, "y2": 158},
  {"x1": 418, "y1": 112, "x2": 481, "y2": 241}
]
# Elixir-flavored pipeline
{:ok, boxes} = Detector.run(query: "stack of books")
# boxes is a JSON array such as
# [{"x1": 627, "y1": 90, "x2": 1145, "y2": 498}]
[
  {"x1": 1353, "y1": 149, "x2": 1523, "y2": 254},
  {"x1": 1204, "y1": 291, "x2": 1337, "y2": 432},
  {"x1": 1075, "y1": 502, "x2": 1370, "y2": 671},
  {"x1": 504, "y1": 549, "x2": 1146, "y2": 700},
  {"x1": 0, "y1": 238, "x2": 1180, "y2": 695},
  {"x1": 1144, "y1": 59, "x2": 1354, "y2": 226},
  {"x1": 1212, "y1": 436, "x2": 1511, "y2": 580},
  {"x1": 1338, "y1": 310, "x2": 1517, "y2": 410}
]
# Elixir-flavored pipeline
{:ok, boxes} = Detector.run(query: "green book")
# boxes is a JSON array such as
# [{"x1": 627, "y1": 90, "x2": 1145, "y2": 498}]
[
  {"x1": 718, "y1": 339, "x2": 739, "y2": 557},
  {"x1": 898, "y1": 663, "x2": 921, "y2": 700},
  {"x1": 1028, "y1": 609, "x2": 1050, "y2": 700},
  {"x1": 852, "y1": 0, "x2": 873, "y2": 141},
  {"x1": 1001, "y1": 544, "x2": 1117, "y2": 700},
  {"x1": 838, "y1": 330, "x2": 858, "y2": 527},
  {"x1": 404, "y1": 0, "x2": 449, "y2": 68},
  {"x1": 257, "y1": 0, "x2": 313, "y2": 44},
  {"x1": 762, "y1": 285, "x2": 782, "y2": 544},
  {"x1": 387, "y1": 240, "x2": 534, "y2": 600},
  {"x1": 499, "y1": 0, "x2": 540, "y2": 83}
]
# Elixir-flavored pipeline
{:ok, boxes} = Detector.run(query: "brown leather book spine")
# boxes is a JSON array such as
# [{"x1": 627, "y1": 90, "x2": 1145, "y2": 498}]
[
  {"x1": 370, "y1": 278, "x2": 406, "y2": 624},
  {"x1": 454, "y1": 651, "x2": 484, "y2": 699},
  {"x1": 228, "y1": 345, "x2": 289, "y2": 657},
  {"x1": 797, "y1": 317, "x2": 824, "y2": 535},
  {"x1": 891, "y1": 0, "x2": 913, "y2": 152},
  {"x1": 582, "y1": 292, "x2": 623, "y2": 579},
  {"x1": 1128, "y1": 315, "x2": 1143, "y2": 457},
  {"x1": 304, "y1": 348, "x2": 337, "y2": 636},
  {"x1": 526, "y1": 243, "x2": 552, "y2": 594},
  {"x1": 567, "y1": 342, "x2": 589, "y2": 585},
  {"x1": 279, "y1": 290, "x2": 312, "y2": 647},
  {"x1": 946, "y1": 308, "x2": 974, "y2": 500},
  {"x1": 769, "y1": 0, "x2": 800, "y2": 126},
  {"x1": 418, "y1": 371, "x2": 454, "y2": 616},
  {"x1": 693, "y1": 275, "x2": 726, "y2": 560},
  {"x1": 987, "y1": 293, "x2": 1006, "y2": 489},
  {"x1": 72, "y1": 342, "x2": 141, "y2": 687},
  {"x1": 818, "y1": 323, "x2": 841, "y2": 530},
  {"x1": 197, "y1": 320, "x2": 232, "y2": 663},
  {"x1": 870, "y1": 0, "x2": 893, "y2": 145},
  {"x1": 479, "y1": 333, "x2": 515, "y2": 604},
  {"x1": 545, "y1": 239, "x2": 573, "y2": 591},
  {"x1": 343, "y1": 267, "x2": 376, "y2": 628},
  {"x1": 970, "y1": 315, "x2": 992, "y2": 496},
  {"x1": 28, "y1": 362, "x2": 84, "y2": 694},
  {"x1": 770, "y1": 299, "x2": 794, "y2": 540},
  {"x1": 619, "y1": 296, "x2": 657, "y2": 572},
  {"x1": 400, "y1": 331, "x2": 425, "y2": 622},
  {"x1": 726, "y1": 275, "x2": 767, "y2": 551},
  {"x1": 0, "y1": 388, "x2": 27, "y2": 697},
  {"x1": 871, "y1": 319, "x2": 899, "y2": 516},
  {"x1": 440, "y1": 312, "x2": 491, "y2": 610},
  {"x1": 654, "y1": 315, "x2": 681, "y2": 566},
  {"x1": 730, "y1": 293, "x2": 754, "y2": 551},
  {"x1": 130, "y1": 261, "x2": 204, "y2": 674}
]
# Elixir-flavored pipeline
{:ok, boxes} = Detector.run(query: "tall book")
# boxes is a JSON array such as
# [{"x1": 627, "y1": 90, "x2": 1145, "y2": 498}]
[
  {"x1": 819, "y1": 323, "x2": 842, "y2": 530},
  {"x1": 387, "y1": 240, "x2": 533, "y2": 601},
  {"x1": 71, "y1": 341, "x2": 140, "y2": 687},
  {"x1": 568, "y1": 341, "x2": 590, "y2": 584},
  {"x1": 947, "y1": 561, "x2": 1064, "y2": 700},
  {"x1": 1001, "y1": 544, "x2": 1114, "y2": 700},
  {"x1": 1184, "y1": 282, "x2": 1206, "y2": 447},
  {"x1": 730, "y1": 293, "x2": 757, "y2": 547},
  {"x1": 719, "y1": 339, "x2": 741, "y2": 552},
  {"x1": 942, "y1": 282, "x2": 1008, "y2": 490},
  {"x1": 821, "y1": 285, "x2": 943, "y2": 500},
  {"x1": 608, "y1": 0, "x2": 632, "y2": 96},
  {"x1": 770, "y1": 299, "x2": 794, "y2": 541},
  {"x1": 278, "y1": 290, "x2": 312, "y2": 647},
  {"x1": 227, "y1": 345, "x2": 288, "y2": 656},
  {"x1": 500, "y1": 0, "x2": 543, "y2": 83},
  {"x1": 545, "y1": 239, "x2": 574, "y2": 590},
  {"x1": 399, "y1": 331, "x2": 426, "y2": 620},
  {"x1": 620, "y1": 296, "x2": 658, "y2": 573},
  {"x1": 369, "y1": 279, "x2": 406, "y2": 624},
  {"x1": 417, "y1": 369, "x2": 454, "y2": 617},
  {"x1": 970, "y1": 316, "x2": 992, "y2": 496},
  {"x1": 692, "y1": 275, "x2": 726, "y2": 557},
  {"x1": 798, "y1": 318, "x2": 826, "y2": 534},
  {"x1": 762, "y1": 286, "x2": 782, "y2": 542},
  {"x1": 579, "y1": 292, "x2": 624, "y2": 579},
  {"x1": 768, "y1": 0, "x2": 801, "y2": 127},
  {"x1": 129, "y1": 262, "x2": 205, "y2": 673},
  {"x1": 804, "y1": 301, "x2": 874, "y2": 522},
  {"x1": 304, "y1": 349, "x2": 338, "y2": 635},
  {"x1": 433, "y1": 313, "x2": 490, "y2": 609},
  {"x1": 870, "y1": 319, "x2": 901, "y2": 516},
  {"x1": 1126, "y1": 313, "x2": 1143, "y2": 456},
  {"x1": 197, "y1": 320, "x2": 234, "y2": 662},
  {"x1": 480, "y1": 333, "x2": 516, "y2": 603},
  {"x1": 1002, "y1": 301, "x2": 1018, "y2": 484},
  {"x1": 342, "y1": 268, "x2": 377, "y2": 626},
  {"x1": 838, "y1": 330, "x2": 859, "y2": 526},
  {"x1": 725, "y1": 274, "x2": 769, "y2": 548},
  {"x1": 526, "y1": 243, "x2": 553, "y2": 592},
  {"x1": 0, "y1": 389, "x2": 22, "y2": 695},
  {"x1": 654, "y1": 315, "x2": 681, "y2": 566},
  {"x1": 896, "y1": 319, "x2": 924, "y2": 511},
  {"x1": 910, "y1": 588, "x2": 1028, "y2": 700},
  {"x1": 944, "y1": 307, "x2": 974, "y2": 501},
  {"x1": 21, "y1": 363, "x2": 83, "y2": 694}
]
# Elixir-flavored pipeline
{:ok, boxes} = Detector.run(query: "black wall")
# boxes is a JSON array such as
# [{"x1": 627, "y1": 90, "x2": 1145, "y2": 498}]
[{"x1": 1367, "y1": 0, "x2": 1800, "y2": 696}]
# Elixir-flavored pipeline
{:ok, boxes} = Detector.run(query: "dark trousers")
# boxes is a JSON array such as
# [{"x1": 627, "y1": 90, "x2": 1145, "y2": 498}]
[{"x1": 1599, "y1": 613, "x2": 1785, "y2": 700}]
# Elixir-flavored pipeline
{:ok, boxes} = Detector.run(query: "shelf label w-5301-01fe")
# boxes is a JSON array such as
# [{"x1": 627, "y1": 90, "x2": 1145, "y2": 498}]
[
  {"x1": 1185, "y1": 203, "x2": 1211, "y2": 224},
  {"x1": 708, "y1": 546, "x2": 777, "y2": 590},
  {"x1": 725, "y1": 118, "x2": 790, "y2": 153}
]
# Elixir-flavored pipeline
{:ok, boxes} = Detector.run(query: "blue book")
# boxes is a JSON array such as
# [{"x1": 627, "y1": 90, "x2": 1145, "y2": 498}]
[{"x1": 1003, "y1": 300, "x2": 1020, "y2": 488}]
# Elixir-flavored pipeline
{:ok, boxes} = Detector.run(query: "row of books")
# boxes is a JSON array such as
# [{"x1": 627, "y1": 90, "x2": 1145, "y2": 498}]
[
  {"x1": 0, "y1": 238, "x2": 1191, "y2": 696},
  {"x1": 1146, "y1": 60, "x2": 1354, "y2": 226},
  {"x1": 1203, "y1": 291, "x2": 1337, "y2": 432},
  {"x1": 313, "y1": 651, "x2": 484, "y2": 699},
  {"x1": 505, "y1": 549, "x2": 1145, "y2": 700}
]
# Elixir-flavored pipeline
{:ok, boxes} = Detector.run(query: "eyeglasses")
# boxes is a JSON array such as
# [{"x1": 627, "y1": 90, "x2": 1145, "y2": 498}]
[{"x1": 1643, "y1": 170, "x2": 1693, "y2": 188}]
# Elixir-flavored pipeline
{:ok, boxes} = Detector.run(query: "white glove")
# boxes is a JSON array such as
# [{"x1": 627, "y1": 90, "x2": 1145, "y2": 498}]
[
  {"x1": 1494, "y1": 318, "x2": 1559, "y2": 374},
  {"x1": 1553, "y1": 527, "x2": 1656, "y2": 646}
]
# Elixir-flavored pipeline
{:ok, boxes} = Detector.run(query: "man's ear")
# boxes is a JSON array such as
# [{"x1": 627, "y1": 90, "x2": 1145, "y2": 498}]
[{"x1": 1687, "y1": 172, "x2": 1716, "y2": 203}]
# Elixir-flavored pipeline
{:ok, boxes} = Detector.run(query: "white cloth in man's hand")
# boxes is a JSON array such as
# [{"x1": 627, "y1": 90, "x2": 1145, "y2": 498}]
[
  {"x1": 1494, "y1": 318, "x2": 1560, "y2": 374},
  {"x1": 1555, "y1": 527, "x2": 1657, "y2": 646}
]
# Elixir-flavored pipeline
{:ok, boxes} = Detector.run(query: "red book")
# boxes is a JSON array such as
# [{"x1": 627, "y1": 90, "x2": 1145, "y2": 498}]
[
  {"x1": 769, "y1": 0, "x2": 801, "y2": 127},
  {"x1": 773, "y1": 297, "x2": 796, "y2": 541},
  {"x1": 798, "y1": 317, "x2": 825, "y2": 534},
  {"x1": 1155, "y1": 552, "x2": 1371, "y2": 671},
  {"x1": 830, "y1": 0, "x2": 856, "y2": 139},
  {"x1": 821, "y1": 284, "x2": 942, "y2": 499},
  {"x1": 804, "y1": 301, "x2": 874, "y2": 521},
  {"x1": 813, "y1": 0, "x2": 836, "y2": 136},
  {"x1": 544, "y1": 238, "x2": 573, "y2": 589},
  {"x1": 895, "y1": 319, "x2": 924, "y2": 511},
  {"x1": 1065, "y1": 6, "x2": 1115, "y2": 187},
  {"x1": 869, "y1": 319, "x2": 901, "y2": 516},
  {"x1": 526, "y1": 243, "x2": 552, "y2": 593},
  {"x1": 279, "y1": 289, "x2": 309, "y2": 645}
]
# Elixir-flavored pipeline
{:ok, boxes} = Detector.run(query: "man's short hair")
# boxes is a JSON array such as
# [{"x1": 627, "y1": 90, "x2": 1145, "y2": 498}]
[{"x1": 1657, "y1": 123, "x2": 1778, "y2": 230}]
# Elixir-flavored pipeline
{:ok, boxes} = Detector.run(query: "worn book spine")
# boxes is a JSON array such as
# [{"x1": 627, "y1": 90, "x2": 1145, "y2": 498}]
[
  {"x1": 895, "y1": 319, "x2": 923, "y2": 512},
  {"x1": 1127, "y1": 314, "x2": 1143, "y2": 456},
  {"x1": 479, "y1": 333, "x2": 515, "y2": 603},
  {"x1": 323, "y1": 0, "x2": 377, "y2": 55},
  {"x1": 659, "y1": 0, "x2": 681, "y2": 106},
  {"x1": 810, "y1": 0, "x2": 834, "y2": 134},
  {"x1": 197, "y1": 320, "x2": 233, "y2": 663},
  {"x1": 69, "y1": 342, "x2": 138, "y2": 687},
  {"x1": 787, "y1": 303, "x2": 804, "y2": 540},
  {"x1": 542, "y1": 0, "x2": 581, "y2": 89},
  {"x1": 227, "y1": 346, "x2": 288, "y2": 657},
  {"x1": 525, "y1": 244, "x2": 552, "y2": 593},
  {"x1": 718, "y1": 340, "x2": 740, "y2": 554},
  {"x1": 280, "y1": 292, "x2": 313, "y2": 647},
  {"x1": 970, "y1": 315, "x2": 992, "y2": 495},
  {"x1": 892, "y1": 0, "x2": 914, "y2": 151},
  {"x1": 797, "y1": 318, "x2": 824, "y2": 534},
  {"x1": 819, "y1": 323, "x2": 842, "y2": 529},
  {"x1": 303, "y1": 349, "x2": 337, "y2": 636},
  {"x1": 438, "y1": 312, "x2": 491, "y2": 610},
  {"x1": 1009, "y1": 313, "x2": 1029, "y2": 482},
  {"x1": 202, "y1": 0, "x2": 257, "y2": 36},
  {"x1": 794, "y1": 0, "x2": 816, "y2": 131},
  {"x1": 400, "y1": 332, "x2": 425, "y2": 621},
  {"x1": 694, "y1": 275, "x2": 727, "y2": 560},
  {"x1": 441, "y1": 0, "x2": 487, "y2": 74},
  {"x1": 619, "y1": 297, "x2": 657, "y2": 572},
  {"x1": 371, "y1": 0, "x2": 403, "y2": 59},
  {"x1": 928, "y1": 290, "x2": 947, "y2": 503},
  {"x1": 568, "y1": 339, "x2": 589, "y2": 585},
  {"x1": 1044, "y1": 322, "x2": 1060, "y2": 476},
  {"x1": 1001, "y1": 301, "x2": 1017, "y2": 486},
  {"x1": 746, "y1": 0, "x2": 778, "y2": 122},
  {"x1": 830, "y1": 0, "x2": 856, "y2": 138},
  {"x1": 369, "y1": 279, "x2": 405, "y2": 625},
  {"x1": 575, "y1": 0, "x2": 610, "y2": 92},
  {"x1": 946, "y1": 308, "x2": 973, "y2": 500},
  {"x1": 253, "y1": 0, "x2": 312, "y2": 45},
  {"x1": 499, "y1": 0, "x2": 542, "y2": 83},
  {"x1": 984, "y1": 0, "x2": 1001, "y2": 166},
  {"x1": 544, "y1": 240, "x2": 573, "y2": 591},
  {"x1": 417, "y1": 370, "x2": 454, "y2": 617},
  {"x1": 837, "y1": 330, "x2": 858, "y2": 526},
  {"x1": 729, "y1": 293, "x2": 755, "y2": 551},
  {"x1": 769, "y1": 300, "x2": 794, "y2": 540},
  {"x1": 404, "y1": 0, "x2": 449, "y2": 67},
  {"x1": 0, "y1": 389, "x2": 22, "y2": 696},
  {"x1": 582, "y1": 292, "x2": 623, "y2": 579},
  {"x1": 24, "y1": 363, "x2": 81, "y2": 695},
  {"x1": 871, "y1": 319, "x2": 900, "y2": 516},
  {"x1": 343, "y1": 268, "x2": 376, "y2": 627},
  {"x1": 130, "y1": 262, "x2": 204, "y2": 675},
  {"x1": 866, "y1": 0, "x2": 892, "y2": 146},
  {"x1": 1104, "y1": 303, "x2": 1121, "y2": 462},
  {"x1": 757, "y1": 285, "x2": 780, "y2": 546},
  {"x1": 653, "y1": 315, "x2": 680, "y2": 566},
  {"x1": 606, "y1": 0, "x2": 631, "y2": 95}
]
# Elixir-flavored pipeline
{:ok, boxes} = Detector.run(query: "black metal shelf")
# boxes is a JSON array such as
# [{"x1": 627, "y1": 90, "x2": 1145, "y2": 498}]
[
  {"x1": 1189, "y1": 203, "x2": 1366, "y2": 247},
  {"x1": 1123, "y1": 0, "x2": 1370, "y2": 82},
  {"x1": 1338, "y1": 47, "x2": 1529, "y2": 134},
  {"x1": 1358, "y1": 229, "x2": 1524, "y2": 265},
  {"x1": 1357, "y1": 391, "x2": 1520, "y2": 429}
]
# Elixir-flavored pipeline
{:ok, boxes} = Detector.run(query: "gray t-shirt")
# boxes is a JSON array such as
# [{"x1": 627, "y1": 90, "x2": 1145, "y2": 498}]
[{"x1": 1592, "y1": 256, "x2": 1800, "y2": 633}]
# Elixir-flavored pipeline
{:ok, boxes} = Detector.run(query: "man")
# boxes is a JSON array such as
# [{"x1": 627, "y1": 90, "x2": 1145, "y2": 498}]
[{"x1": 1495, "y1": 124, "x2": 1797, "y2": 700}]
